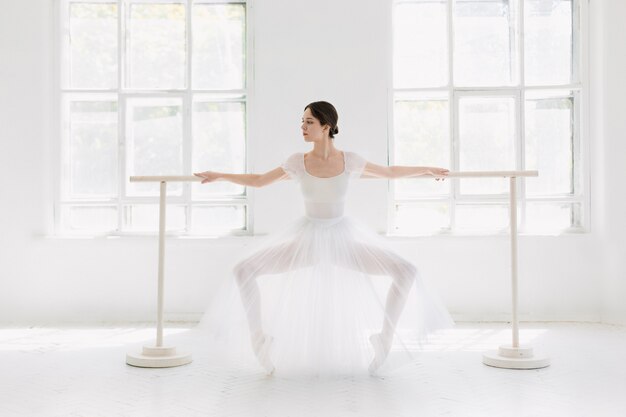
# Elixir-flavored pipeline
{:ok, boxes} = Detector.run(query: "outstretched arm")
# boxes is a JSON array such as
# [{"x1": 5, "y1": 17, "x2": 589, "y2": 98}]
[
  {"x1": 362, "y1": 161, "x2": 449, "y2": 180},
  {"x1": 193, "y1": 166, "x2": 289, "y2": 187}
]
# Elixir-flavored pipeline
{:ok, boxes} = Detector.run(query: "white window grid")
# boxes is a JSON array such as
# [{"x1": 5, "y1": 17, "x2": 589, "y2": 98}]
[
  {"x1": 53, "y1": 0, "x2": 254, "y2": 237},
  {"x1": 387, "y1": 0, "x2": 590, "y2": 236}
]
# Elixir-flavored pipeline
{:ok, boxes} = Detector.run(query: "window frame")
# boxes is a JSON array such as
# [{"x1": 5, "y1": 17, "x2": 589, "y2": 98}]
[
  {"x1": 53, "y1": 0, "x2": 254, "y2": 238},
  {"x1": 387, "y1": 0, "x2": 590, "y2": 236}
]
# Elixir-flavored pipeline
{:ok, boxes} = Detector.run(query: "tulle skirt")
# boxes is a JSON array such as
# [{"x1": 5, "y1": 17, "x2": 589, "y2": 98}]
[{"x1": 166, "y1": 214, "x2": 455, "y2": 378}]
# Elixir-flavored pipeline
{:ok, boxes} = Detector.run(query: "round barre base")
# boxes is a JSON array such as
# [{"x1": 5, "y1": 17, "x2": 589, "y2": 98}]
[
  {"x1": 482, "y1": 345, "x2": 550, "y2": 369},
  {"x1": 126, "y1": 344, "x2": 193, "y2": 368}
]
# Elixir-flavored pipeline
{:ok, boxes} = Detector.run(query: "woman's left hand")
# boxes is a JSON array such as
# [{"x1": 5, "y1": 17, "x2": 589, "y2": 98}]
[{"x1": 429, "y1": 167, "x2": 449, "y2": 181}]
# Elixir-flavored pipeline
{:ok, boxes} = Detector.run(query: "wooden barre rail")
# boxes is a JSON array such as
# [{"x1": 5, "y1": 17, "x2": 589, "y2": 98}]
[
  {"x1": 126, "y1": 168, "x2": 549, "y2": 370},
  {"x1": 129, "y1": 170, "x2": 538, "y2": 183}
]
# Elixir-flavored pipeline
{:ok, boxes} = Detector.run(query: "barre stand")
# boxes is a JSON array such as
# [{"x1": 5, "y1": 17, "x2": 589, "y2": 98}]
[
  {"x1": 445, "y1": 170, "x2": 549, "y2": 369},
  {"x1": 125, "y1": 175, "x2": 200, "y2": 368},
  {"x1": 125, "y1": 170, "x2": 549, "y2": 370}
]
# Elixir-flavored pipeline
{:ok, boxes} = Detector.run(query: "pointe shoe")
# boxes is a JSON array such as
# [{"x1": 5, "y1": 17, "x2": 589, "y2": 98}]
[
  {"x1": 368, "y1": 333, "x2": 392, "y2": 374},
  {"x1": 251, "y1": 333, "x2": 275, "y2": 375}
]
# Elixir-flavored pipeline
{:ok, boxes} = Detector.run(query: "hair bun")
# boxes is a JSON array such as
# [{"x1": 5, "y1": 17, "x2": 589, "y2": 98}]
[{"x1": 333, "y1": 126, "x2": 339, "y2": 135}]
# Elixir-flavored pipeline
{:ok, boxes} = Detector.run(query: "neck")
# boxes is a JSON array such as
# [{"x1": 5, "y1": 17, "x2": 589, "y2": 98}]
[{"x1": 311, "y1": 139, "x2": 338, "y2": 160}]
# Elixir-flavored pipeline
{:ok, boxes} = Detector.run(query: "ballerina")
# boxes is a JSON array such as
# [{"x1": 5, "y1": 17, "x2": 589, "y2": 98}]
[{"x1": 193, "y1": 101, "x2": 454, "y2": 376}]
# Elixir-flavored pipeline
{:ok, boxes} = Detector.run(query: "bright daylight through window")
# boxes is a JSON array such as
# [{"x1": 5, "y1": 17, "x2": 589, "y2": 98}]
[
  {"x1": 57, "y1": 0, "x2": 248, "y2": 236},
  {"x1": 391, "y1": 0, "x2": 585, "y2": 235}
]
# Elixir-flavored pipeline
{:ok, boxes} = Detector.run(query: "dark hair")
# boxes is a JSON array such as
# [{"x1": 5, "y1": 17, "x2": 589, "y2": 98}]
[{"x1": 304, "y1": 101, "x2": 339, "y2": 139}]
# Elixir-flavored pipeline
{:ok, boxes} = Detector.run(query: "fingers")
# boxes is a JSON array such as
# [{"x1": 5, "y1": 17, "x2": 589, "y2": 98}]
[
  {"x1": 194, "y1": 173, "x2": 209, "y2": 184},
  {"x1": 430, "y1": 166, "x2": 448, "y2": 182}
]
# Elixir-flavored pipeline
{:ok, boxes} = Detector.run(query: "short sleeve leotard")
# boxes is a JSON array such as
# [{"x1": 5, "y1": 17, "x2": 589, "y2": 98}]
[{"x1": 280, "y1": 151, "x2": 367, "y2": 219}]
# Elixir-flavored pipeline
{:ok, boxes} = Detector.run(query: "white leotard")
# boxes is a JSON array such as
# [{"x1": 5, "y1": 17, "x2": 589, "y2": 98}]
[{"x1": 280, "y1": 151, "x2": 367, "y2": 219}]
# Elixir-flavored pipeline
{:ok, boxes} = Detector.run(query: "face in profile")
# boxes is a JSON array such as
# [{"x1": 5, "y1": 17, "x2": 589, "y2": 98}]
[{"x1": 301, "y1": 107, "x2": 329, "y2": 142}]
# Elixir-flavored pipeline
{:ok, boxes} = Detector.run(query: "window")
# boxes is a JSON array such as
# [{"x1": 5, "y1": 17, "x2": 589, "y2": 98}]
[
  {"x1": 56, "y1": 0, "x2": 249, "y2": 236},
  {"x1": 390, "y1": 0, "x2": 587, "y2": 235}
]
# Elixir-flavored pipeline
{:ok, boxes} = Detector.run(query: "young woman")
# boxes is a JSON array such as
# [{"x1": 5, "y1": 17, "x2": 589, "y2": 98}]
[{"x1": 192, "y1": 101, "x2": 454, "y2": 377}]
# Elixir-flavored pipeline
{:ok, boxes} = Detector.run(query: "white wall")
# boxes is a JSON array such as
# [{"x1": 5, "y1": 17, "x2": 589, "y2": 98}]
[
  {"x1": 591, "y1": 0, "x2": 626, "y2": 325},
  {"x1": 0, "y1": 0, "x2": 620, "y2": 325}
]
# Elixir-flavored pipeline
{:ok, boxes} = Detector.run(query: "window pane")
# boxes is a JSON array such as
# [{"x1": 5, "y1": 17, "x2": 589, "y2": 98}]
[
  {"x1": 128, "y1": 4, "x2": 186, "y2": 89},
  {"x1": 393, "y1": 0, "x2": 448, "y2": 88},
  {"x1": 524, "y1": 0, "x2": 574, "y2": 86},
  {"x1": 525, "y1": 95, "x2": 573, "y2": 195},
  {"x1": 394, "y1": 203, "x2": 450, "y2": 234},
  {"x1": 191, "y1": 205, "x2": 246, "y2": 235},
  {"x1": 525, "y1": 202, "x2": 580, "y2": 232},
  {"x1": 61, "y1": 205, "x2": 118, "y2": 233},
  {"x1": 458, "y1": 97, "x2": 516, "y2": 194},
  {"x1": 455, "y1": 204, "x2": 512, "y2": 232},
  {"x1": 69, "y1": 3, "x2": 118, "y2": 89},
  {"x1": 123, "y1": 204, "x2": 186, "y2": 232},
  {"x1": 393, "y1": 99, "x2": 450, "y2": 197},
  {"x1": 126, "y1": 98, "x2": 183, "y2": 196},
  {"x1": 454, "y1": 0, "x2": 518, "y2": 86},
  {"x1": 65, "y1": 99, "x2": 118, "y2": 199},
  {"x1": 192, "y1": 99, "x2": 246, "y2": 198},
  {"x1": 192, "y1": 4, "x2": 245, "y2": 90}
]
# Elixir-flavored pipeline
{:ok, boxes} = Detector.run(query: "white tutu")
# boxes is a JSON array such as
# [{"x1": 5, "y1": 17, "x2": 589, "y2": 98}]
[{"x1": 163, "y1": 151, "x2": 455, "y2": 378}]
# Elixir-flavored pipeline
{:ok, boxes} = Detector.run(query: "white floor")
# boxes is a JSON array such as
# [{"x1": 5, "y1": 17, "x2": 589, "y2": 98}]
[{"x1": 1, "y1": 321, "x2": 624, "y2": 417}]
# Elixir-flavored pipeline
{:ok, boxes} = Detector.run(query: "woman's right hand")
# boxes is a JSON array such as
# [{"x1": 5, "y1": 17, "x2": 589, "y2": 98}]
[{"x1": 193, "y1": 171, "x2": 220, "y2": 184}]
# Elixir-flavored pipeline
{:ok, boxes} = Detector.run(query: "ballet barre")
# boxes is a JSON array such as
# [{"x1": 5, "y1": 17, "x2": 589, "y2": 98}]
[
  {"x1": 126, "y1": 169, "x2": 549, "y2": 370},
  {"x1": 445, "y1": 170, "x2": 537, "y2": 178},
  {"x1": 442, "y1": 170, "x2": 549, "y2": 369}
]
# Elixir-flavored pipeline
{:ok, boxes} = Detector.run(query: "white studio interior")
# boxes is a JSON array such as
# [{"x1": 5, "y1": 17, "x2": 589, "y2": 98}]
[{"x1": 1, "y1": 0, "x2": 625, "y2": 416}]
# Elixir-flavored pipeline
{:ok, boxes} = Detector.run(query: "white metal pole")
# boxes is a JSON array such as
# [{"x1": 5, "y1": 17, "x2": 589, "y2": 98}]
[
  {"x1": 157, "y1": 180, "x2": 166, "y2": 347},
  {"x1": 510, "y1": 176, "x2": 519, "y2": 348}
]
